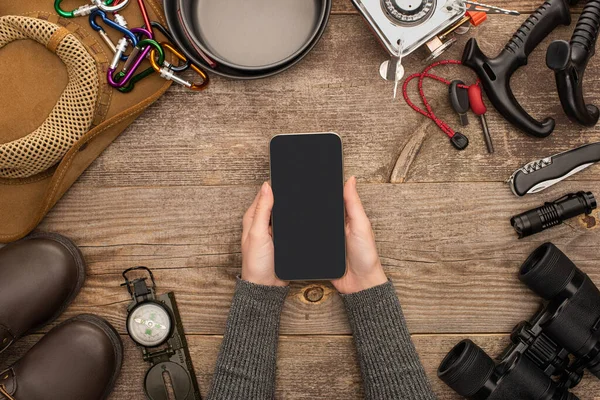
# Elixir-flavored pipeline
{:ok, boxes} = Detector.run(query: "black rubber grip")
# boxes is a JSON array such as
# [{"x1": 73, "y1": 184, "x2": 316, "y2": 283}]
[
  {"x1": 572, "y1": 0, "x2": 600, "y2": 51},
  {"x1": 547, "y1": 0, "x2": 600, "y2": 126},
  {"x1": 506, "y1": 0, "x2": 571, "y2": 61},
  {"x1": 462, "y1": 0, "x2": 570, "y2": 137}
]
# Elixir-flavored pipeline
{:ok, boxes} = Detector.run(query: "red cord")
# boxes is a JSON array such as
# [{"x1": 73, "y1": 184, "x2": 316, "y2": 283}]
[
  {"x1": 402, "y1": 59, "x2": 478, "y2": 139},
  {"x1": 137, "y1": 0, "x2": 153, "y2": 36}
]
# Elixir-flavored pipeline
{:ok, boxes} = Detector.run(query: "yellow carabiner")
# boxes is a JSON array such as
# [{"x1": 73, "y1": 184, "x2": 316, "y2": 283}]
[{"x1": 149, "y1": 42, "x2": 209, "y2": 91}]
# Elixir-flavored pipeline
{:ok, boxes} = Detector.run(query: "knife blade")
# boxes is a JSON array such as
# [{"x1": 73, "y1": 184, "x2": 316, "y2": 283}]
[{"x1": 464, "y1": 1, "x2": 520, "y2": 15}]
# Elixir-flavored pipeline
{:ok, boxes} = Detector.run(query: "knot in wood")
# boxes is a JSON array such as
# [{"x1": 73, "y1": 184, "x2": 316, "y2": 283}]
[{"x1": 304, "y1": 286, "x2": 325, "y2": 303}]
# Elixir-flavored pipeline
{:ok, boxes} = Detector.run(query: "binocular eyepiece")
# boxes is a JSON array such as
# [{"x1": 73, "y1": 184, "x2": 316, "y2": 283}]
[{"x1": 438, "y1": 243, "x2": 600, "y2": 400}]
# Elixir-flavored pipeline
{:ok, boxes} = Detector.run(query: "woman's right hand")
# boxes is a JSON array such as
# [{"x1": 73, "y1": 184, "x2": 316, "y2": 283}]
[{"x1": 331, "y1": 176, "x2": 388, "y2": 294}]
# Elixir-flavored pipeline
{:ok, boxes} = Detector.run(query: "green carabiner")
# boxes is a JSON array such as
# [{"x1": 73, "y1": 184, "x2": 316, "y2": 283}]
[
  {"x1": 116, "y1": 68, "x2": 154, "y2": 93},
  {"x1": 54, "y1": 0, "x2": 115, "y2": 18},
  {"x1": 116, "y1": 39, "x2": 165, "y2": 93}
]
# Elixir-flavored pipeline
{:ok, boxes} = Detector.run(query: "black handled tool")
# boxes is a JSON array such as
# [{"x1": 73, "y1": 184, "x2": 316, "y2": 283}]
[
  {"x1": 449, "y1": 80, "x2": 470, "y2": 126},
  {"x1": 462, "y1": 0, "x2": 571, "y2": 138},
  {"x1": 508, "y1": 142, "x2": 600, "y2": 196},
  {"x1": 546, "y1": 0, "x2": 600, "y2": 126}
]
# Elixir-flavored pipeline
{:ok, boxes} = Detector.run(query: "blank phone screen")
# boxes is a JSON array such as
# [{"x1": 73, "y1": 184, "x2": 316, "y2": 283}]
[{"x1": 270, "y1": 133, "x2": 346, "y2": 281}]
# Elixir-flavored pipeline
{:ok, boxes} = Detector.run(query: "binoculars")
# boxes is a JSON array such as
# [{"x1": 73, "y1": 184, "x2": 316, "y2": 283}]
[{"x1": 438, "y1": 243, "x2": 600, "y2": 400}]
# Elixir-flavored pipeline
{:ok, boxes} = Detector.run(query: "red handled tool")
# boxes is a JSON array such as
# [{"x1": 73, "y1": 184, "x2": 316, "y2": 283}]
[{"x1": 468, "y1": 84, "x2": 494, "y2": 154}]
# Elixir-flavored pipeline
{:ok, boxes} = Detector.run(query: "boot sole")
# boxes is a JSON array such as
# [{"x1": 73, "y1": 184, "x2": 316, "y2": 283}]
[
  {"x1": 68, "y1": 314, "x2": 124, "y2": 400},
  {"x1": 24, "y1": 231, "x2": 87, "y2": 334}
]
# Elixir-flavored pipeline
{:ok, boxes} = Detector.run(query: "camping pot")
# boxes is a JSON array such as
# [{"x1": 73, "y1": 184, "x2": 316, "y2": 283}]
[{"x1": 164, "y1": 0, "x2": 331, "y2": 79}]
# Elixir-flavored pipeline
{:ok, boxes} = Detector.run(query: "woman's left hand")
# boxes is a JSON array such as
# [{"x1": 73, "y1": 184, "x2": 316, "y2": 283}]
[{"x1": 241, "y1": 182, "x2": 288, "y2": 287}]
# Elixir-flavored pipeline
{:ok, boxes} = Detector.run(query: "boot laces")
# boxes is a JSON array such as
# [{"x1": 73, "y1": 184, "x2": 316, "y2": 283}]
[{"x1": 0, "y1": 384, "x2": 15, "y2": 400}]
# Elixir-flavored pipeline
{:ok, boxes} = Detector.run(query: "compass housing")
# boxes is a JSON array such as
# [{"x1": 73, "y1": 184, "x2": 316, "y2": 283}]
[{"x1": 126, "y1": 300, "x2": 174, "y2": 348}]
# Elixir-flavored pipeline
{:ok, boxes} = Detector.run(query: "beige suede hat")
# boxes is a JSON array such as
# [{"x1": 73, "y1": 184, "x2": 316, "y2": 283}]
[{"x1": 0, "y1": 0, "x2": 174, "y2": 243}]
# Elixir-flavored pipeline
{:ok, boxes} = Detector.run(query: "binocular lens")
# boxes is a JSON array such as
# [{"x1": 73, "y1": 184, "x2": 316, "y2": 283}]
[
  {"x1": 438, "y1": 339, "x2": 495, "y2": 398},
  {"x1": 519, "y1": 243, "x2": 577, "y2": 300}
]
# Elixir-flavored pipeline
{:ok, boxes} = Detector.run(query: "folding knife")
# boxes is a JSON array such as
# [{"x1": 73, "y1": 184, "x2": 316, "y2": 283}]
[{"x1": 508, "y1": 142, "x2": 600, "y2": 197}]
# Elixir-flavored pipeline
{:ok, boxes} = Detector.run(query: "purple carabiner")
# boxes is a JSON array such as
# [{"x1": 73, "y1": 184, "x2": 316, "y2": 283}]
[{"x1": 107, "y1": 27, "x2": 153, "y2": 88}]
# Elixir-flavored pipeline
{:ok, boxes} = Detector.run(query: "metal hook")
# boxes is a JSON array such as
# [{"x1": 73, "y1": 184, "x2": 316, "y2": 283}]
[
  {"x1": 121, "y1": 27, "x2": 154, "y2": 73},
  {"x1": 115, "y1": 67, "x2": 155, "y2": 93},
  {"x1": 108, "y1": 38, "x2": 164, "y2": 88},
  {"x1": 93, "y1": 0, "x2": 130, "y2": 13},
  {"x1": 90, "y1": 10, "x2": 138, "y2": 68},
  {"x1": 115, "y1": 37, "x2": 192, "y2": 93},
  {"x1": 149, "y1": 42, "x2": 209, "y2": 91},
  {"x1": 148, "y1": 22, "x2": 189, "y2": 72},
  {"x1": 89, "y1": 9, "x2": 133, "y2": 60},
  {"x1": 55, "y1": 0, "x2": 128, "y2": 18},
  {"x1": 128, "y1": 26, "x2": 190, "y2": 73}
]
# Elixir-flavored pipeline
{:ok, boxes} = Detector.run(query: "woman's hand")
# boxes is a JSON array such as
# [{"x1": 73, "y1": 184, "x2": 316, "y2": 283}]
[
  {"x1": 332, "y1": 176, "x2": 388, "y2": 294},
  {"x1": 241, "y1": 182, "x2": 288, "y2": 287}
]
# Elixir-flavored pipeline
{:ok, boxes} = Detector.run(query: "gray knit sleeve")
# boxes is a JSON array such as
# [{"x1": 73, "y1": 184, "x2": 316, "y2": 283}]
[
  {"x1": 341, "y1": 280, "x2": 437, "y2": 400},
  {"x1": 207, "y1": 278, "x2": 289, "y2": 400}
]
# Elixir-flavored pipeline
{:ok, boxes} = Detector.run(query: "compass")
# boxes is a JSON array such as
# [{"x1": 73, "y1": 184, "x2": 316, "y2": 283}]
[
  {"x1": 382, "y1": 0, "x2": 436, "y2": 25},
  {"x1": 121, "y1": 266, "x2": 202, "y2": 400},
  {"x1": 127, "y1": 302, "x2": 173, "y2": 347}
]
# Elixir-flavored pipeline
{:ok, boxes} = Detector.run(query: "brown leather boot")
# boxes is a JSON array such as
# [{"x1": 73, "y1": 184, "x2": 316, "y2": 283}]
[
  {"x1": 0, "y1": 314, "x2": 123, "y2": 400},
  {"x1": 0, "y1": 232, "x2": 86, "y2": 353}
]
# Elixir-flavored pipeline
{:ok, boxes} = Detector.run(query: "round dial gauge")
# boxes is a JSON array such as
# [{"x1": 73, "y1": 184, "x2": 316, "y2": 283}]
[
  {"x1": 382, "y1": 0, "x2": 436, "y2": 25},
  {"x1": 127, "y1": 302, "x2": 172, "y2": 347}
]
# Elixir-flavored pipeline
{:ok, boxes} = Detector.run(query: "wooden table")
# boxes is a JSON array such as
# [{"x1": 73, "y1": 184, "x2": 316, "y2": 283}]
[{"x1": 2, "y1": 1, "x2": 600, "y2": 398}]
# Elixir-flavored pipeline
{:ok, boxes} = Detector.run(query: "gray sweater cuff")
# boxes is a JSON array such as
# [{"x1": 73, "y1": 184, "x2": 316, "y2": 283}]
[
  {"x1": 341, "y1": 281, "x2": 436, "y2": 400},
  {"x1": 207, "y1": 278, "x2": 289, "y2": 400}
]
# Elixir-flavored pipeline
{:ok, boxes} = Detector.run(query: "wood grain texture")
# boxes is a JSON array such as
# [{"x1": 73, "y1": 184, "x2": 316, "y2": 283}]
[
  {"x1": 75, "y1": 14, "x2": 600, "y2": 187},
  {"x1": 1, "y1": 334, "x2": 598, "y2": 399},
  {"x1": 332, "y1": 0, "x2": 588, "y2": 14},
  {"x1": 5, "y1": 3, "x2": 600, "y2": 400},
  {"x1": 35, "y1": 181, "x2": 600, "y2": 337}
]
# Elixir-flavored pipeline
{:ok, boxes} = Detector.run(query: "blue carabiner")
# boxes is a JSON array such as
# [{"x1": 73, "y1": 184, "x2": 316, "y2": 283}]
[
  {"x1": 89, "y1": 10, "x2": 137, "y2": 46},
  {"x1": 90, "y1": 10, "x2": 137, "y2": 61}
]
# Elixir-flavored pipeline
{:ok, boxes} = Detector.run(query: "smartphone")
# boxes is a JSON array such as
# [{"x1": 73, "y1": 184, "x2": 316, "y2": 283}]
[{"x1": 269, "y1": 132, "x2": 346, "y2": 281}]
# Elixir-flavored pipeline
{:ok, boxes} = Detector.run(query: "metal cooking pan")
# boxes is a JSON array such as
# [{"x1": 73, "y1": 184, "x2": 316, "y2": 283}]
[
  {"x1": 177, "y1": 0, "x2": 329, "y2": 72},
  {"x1": 164, "y1": 0, "x2": 331, "y2": 79}
]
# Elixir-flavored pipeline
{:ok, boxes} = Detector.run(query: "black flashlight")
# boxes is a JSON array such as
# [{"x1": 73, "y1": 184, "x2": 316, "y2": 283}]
[{"x1": 511, "y1": 192, "x2": 597, "y2": 239}]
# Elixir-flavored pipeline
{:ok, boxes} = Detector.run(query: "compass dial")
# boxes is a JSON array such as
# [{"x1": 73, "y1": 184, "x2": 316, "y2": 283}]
[
  {"x1": 382, "y1": 0, "x2": 436, "y2": 25},
  {"x1": 127, "y1": 302, "x2": 172, "y2": 347}
]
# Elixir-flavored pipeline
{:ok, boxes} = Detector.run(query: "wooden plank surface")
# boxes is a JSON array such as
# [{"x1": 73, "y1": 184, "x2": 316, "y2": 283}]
[
  {"x1": 2, "y1": 334, "x2": 599, "y2": 399},
  {"x1": 38, "y1": 182, "x2": 600, "y2": 336},
  {"x1": 4, "y1": 2, "x2": 600, "y2": 399},
  {"x1": 77, "y1": 14, "x2": 600, "y2": 187},
  {"x1": 330, "y1": 0, "x2": 591, "y2": 14}
]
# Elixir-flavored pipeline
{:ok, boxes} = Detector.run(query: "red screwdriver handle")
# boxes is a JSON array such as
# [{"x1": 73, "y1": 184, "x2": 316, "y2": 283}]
[{"x1": 468, "y1": 84, "x2": 487, "y2": 116}]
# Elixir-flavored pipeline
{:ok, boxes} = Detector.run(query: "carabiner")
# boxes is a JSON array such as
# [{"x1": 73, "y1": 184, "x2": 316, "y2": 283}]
[
  {"x1": 55, "y1": 0, "x2": 95, "y2": 17},
  {"x1": 89, "y1": 10, "x2": 132, "y2": 59},
  {"x1": 109, "y1": 0, "x2": 129, "y2": 28},
  {"x1": 93, "y1": 0, "x2": 130, "y2": 13},
  {"x1": 149, "y1": 43, "x2": 209, "y2": 91},
  {"x1": 121, "y1": 27, "x2": 153, "y2": 73},
  {"x1": 127, "y1": 26, "x2": 189, "y2": 73},
  {"x1": 114, "y1": 67, "x2": 154, "y2": 93},
  {"x1": 108, "y1": 38, "x2": 164, "y2": 88},
  {"x1": 148, "y1": 22, "x2": 189, "y2": 72},
  {"x1": 90, "y1": 10, "x2": 137, "y2": 67},
  {"x1": 55, "y1": 0, "x2": 128, "y2": 18}
]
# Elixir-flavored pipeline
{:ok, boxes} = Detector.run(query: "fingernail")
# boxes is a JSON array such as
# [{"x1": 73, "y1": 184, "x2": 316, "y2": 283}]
[{"x1": 261, "y1": 182, "x2": 269, "y2": 193}]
